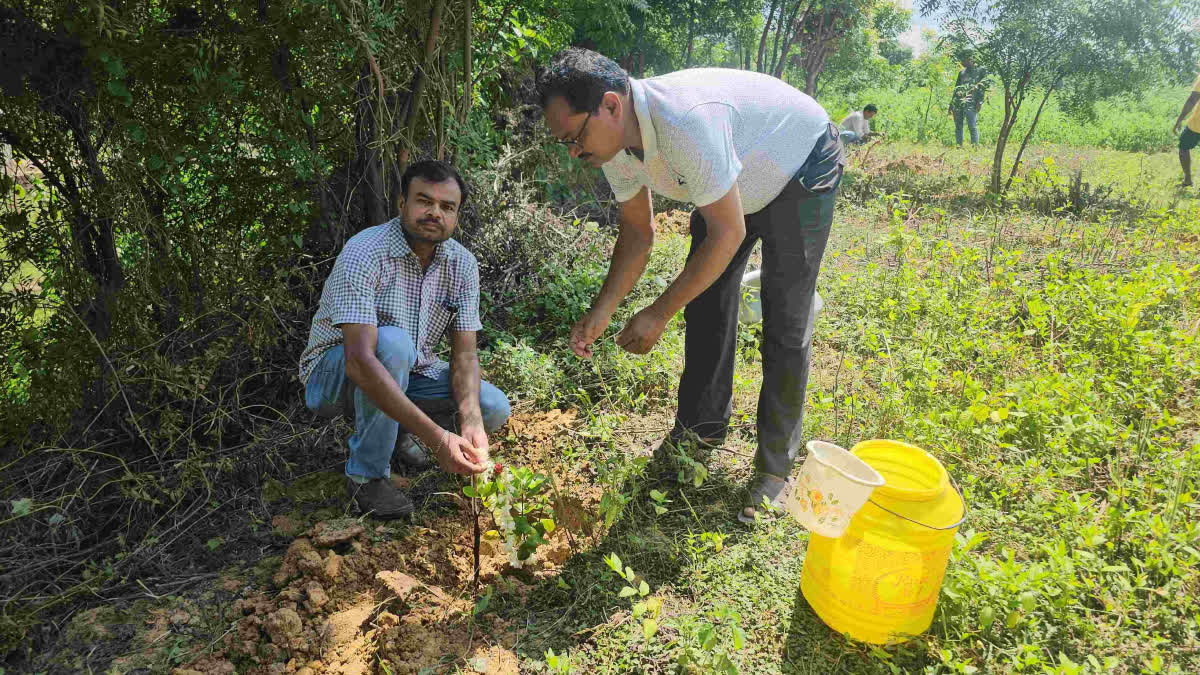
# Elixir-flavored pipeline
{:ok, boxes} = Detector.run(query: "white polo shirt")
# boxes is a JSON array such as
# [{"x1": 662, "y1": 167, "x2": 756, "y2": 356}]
[
  {"x1": 841, "y1": 110, "x2": 871, "y2": 138},
  {"x1": 601, "y1": 68, "x2": 830, "y2": 215}
]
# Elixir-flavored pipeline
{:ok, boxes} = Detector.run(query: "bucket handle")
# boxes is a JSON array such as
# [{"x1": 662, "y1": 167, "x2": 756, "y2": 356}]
[{"x1": 865, "y1": 474, "x2": 968, "y2": 531}]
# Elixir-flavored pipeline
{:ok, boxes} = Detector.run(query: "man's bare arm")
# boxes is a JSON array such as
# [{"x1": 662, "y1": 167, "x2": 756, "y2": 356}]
[
  {"x1": 342, "y1": 323, "x2": 484, "y2": 473},
  {"x1": 1175, "y1": 92, "x2": 1199, "y2": 133},
  {"x1": 570, "y1": 186, "x2": 655, "y2": 358}
]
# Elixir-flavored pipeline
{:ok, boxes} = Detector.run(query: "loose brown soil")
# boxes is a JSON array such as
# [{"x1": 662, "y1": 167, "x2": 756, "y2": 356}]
[{"x1": 101, "y1": 410, "x2": 610, "y2": 675}]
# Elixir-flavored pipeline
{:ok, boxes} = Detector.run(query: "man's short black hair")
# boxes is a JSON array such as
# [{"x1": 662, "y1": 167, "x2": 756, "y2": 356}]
[
  {"x1": 864, "y1": 104, "x2": 878, "y2": 113},
  {"x1": 537, "y1": 47, "x2": 630, "y2": 114},
  {"x1": 401, "y1": 159, "x2": 468, "y2": 206}
]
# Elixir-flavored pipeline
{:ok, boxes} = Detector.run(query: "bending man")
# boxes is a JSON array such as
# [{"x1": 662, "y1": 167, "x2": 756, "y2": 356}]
[{"x1": 538, "y1": 48, "x2": 843, "y2": 523}]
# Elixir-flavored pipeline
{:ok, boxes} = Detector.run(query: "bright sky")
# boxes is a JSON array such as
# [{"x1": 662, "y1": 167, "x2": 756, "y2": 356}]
[{"x1": 896, "y1": 0, "x2": 939, "y2": 57}]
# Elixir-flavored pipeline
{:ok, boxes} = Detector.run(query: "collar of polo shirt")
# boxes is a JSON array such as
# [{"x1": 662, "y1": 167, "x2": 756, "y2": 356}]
[{"x1": 628, "y1": 78, "x2": 659, "y2": 164}]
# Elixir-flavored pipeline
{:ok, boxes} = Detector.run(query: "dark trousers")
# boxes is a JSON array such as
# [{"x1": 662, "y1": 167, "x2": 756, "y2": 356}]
[{"x1": 672, "y1": 124, "x2": 844, "y2": 478}]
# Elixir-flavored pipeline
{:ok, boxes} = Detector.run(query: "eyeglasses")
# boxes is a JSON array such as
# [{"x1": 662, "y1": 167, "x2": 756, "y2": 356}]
[{"x1": 556, "y1": 113, "x2": 591, "y2": 149}]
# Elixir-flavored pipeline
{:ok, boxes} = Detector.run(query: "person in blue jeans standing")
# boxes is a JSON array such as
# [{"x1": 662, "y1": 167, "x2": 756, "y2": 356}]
[
  {"x1": 950, "y1": 53, "x2": 988, "y2": 147},
  {"x1": 299, "y1": 160, "x2": 510, "y2": 519}
]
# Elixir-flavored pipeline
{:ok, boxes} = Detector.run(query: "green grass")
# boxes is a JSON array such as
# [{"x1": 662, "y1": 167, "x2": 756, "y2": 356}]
[
  {"x1": 37, "y1": 140, "x2": 1197, "y2": 674},
  {"x1": 475, "y1": 141, "x2": 1200, "y2": 673},
  {"x1": 823, "y1": 86, "x2": 1191, "y2": 154}
]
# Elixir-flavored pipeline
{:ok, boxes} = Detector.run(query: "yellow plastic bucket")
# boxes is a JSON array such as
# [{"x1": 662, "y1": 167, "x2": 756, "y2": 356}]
[{"x1": 799, "y1": 439, "x2": 966, "y2": 644}]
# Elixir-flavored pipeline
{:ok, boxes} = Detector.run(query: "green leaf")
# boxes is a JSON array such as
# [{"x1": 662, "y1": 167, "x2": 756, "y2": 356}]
[
  {"x1": 692, "y1": 463, "x2": 708, "y2": 487},
  {"x1": 624, "y1": 566, "x2": 635, "y2": 581},
  {"x1": 106, "y1": 80, "x2": 129, "y2": 99},
  {"x1": 1006, "y1": 609, "x2": 1021, "y2": 629},
  {"x1": 979, "y1": 606, "x2": 995, "y2": 630},
  {"x1": 732, "y1": 625, "x2": 746, "y2": 650},
  {"x1": 642, "y1": 618, "x2": 658, "y2": 641},
  {"x1": 1019, "y1": 591, "x2": 1037, "y2": 612},
  {"x1": 474, "y1": 586, "x2": 492, "y2": 616},
  {"x1": 605, "y1": 553, "x2": 622, "y2": 574},
  {"x1": 645, "y1": 597, "x2": 662, "y2": 617},
  {"x1": 654, "y1": 505, "x2": 667, "y2": 515},
  {"x1": 462, "y1": 485, "x2": 479, "y2": 498},
  {"x1": 11, "y1": 498, "x2": 32, "y2": 518},
  {"x1": 541, "y1": 518, "x2": 556, "y2": 533},
  {"x1": 104, "y1": 57, "x2": 126, "y2": 78},
  {"x1": 638, "y1": 580, "x2": 649, "y2": 596},
  {"x1": 619, "y1": 586, "x2": 638, "y2": 598},
  {"x1": 649, "y1": 489, "x2": 666, "y2": 502}
]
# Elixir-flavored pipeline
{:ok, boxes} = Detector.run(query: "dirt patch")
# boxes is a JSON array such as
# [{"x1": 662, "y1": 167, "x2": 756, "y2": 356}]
[
  {"x1": 504, "y1": 408, "x2": 577, "y2": 446},
  {"x1": 653, "y1": 209, "x2": 692, "y2": 237},
  {"x1": 160, "y1": 410, "x2": 607, "y2": 673}
]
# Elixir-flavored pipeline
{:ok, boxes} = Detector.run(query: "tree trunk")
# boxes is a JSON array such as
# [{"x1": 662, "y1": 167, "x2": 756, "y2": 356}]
[
  {"x1": 769, "y1": 1, "x2": 787, "y2": 75},
  {"x1": 685, "y1": 1, "x2": 695, "y2": 67},
  {"x1": 1004, "y1": 81, "x2": 1057, "y2": 193},
  {"x1": 990, "y1": 88, "x2": 1018, "y2": 194},
  {"x1": 773, "y1": 0, "x2": 809, "y2": 79},
  {"x1": 401, "y1": 0, "x2": 447, "y2": 169},
  {"x1": 458, "y1": 0, "x2": 473, "y2": 125},
  {"x1": 805, "y1": 63, "x2": 820, "y2": 94},
  {"x1": 757, "y1": 0, "x2": 780, "y2": 73},
  {"x1": 918, "y1": 84, "x2": 933, "y2": 142},
  {"x1": 355, "y1": 64, "x2": 388, "y2": 227},
  {"x1": 637, "y1": 9, "x2": 647, "y2": 76},
  {"x1": 437, "y1": 50, "x2": 448, "y2": 160}
]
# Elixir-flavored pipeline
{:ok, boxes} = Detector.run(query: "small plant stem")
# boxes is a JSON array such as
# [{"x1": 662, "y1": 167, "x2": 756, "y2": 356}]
[
  {"x1": 678, "y1": 489, "x2": 702, "y2": 524},
  {"x1": 546, "y1": 471, "x2": 579, "y2": 553},
  {"x1": 471, "y1": 474, "x2": 481, "y2": 593}
]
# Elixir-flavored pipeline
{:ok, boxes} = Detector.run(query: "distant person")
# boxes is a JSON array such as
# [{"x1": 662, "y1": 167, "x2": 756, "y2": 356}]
[
  {"x1": 950, "y1": 53, "x2": 988, "y2": 147},
  {"x1": 538, "y1": 48, "x2": 844, "y2": 523},
  {"x1": 299, "y1": 160, "x2": 511, "y2": 519},
  {"x1": 1173, "y1": 69, "x2": 1200, "y2": 187},
  {"x1": 840, "y1": 104, "x2": 881, "y2": 144}
]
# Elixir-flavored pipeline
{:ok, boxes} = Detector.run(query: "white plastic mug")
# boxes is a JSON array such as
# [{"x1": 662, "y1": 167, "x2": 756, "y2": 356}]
[
  {"x1": 738, "y1": 269, "x2": 824, "y2": 340},
  {"x1": 787, "y1": 440, "x2": 885, "y2": 538}
]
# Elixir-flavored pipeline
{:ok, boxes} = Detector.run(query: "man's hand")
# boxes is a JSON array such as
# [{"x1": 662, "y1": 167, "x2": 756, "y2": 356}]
[
  {"x1": 615, "y1": 306, "x2": 668, "y2": 354},
  {"x1": 460, "y1": 424, "x2": 490, "y2": 465},
  {"x1": 570, "y1": 308, "x2": 612, "y2": 359},
  {"x1": 1175, "y1": 119, "x2": 1184, "y2": 135},
  {"x1": 432, "y1": 430, "x2": 488, "y2": 475}
]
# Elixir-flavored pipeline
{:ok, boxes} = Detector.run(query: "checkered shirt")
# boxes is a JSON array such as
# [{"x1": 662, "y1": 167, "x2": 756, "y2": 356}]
[{"x1": 298, "y1": 218, "x2": 483, "y2": 385}]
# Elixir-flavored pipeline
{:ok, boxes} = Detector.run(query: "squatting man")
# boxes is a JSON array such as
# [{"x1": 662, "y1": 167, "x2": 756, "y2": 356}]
[{"x1": 299, "y1": 160, "x2": 511, "y2": 519}]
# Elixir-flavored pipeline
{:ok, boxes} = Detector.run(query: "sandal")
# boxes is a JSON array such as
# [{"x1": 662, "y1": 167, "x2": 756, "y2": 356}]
[{"x1": 738, "y1": 472, "x2": 790, "y2": 524}]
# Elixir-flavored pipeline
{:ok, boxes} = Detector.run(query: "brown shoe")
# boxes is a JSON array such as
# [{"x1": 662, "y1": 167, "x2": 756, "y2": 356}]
[
  {"x1": 392, "y1": 433, "x2": 434, "y2": 472},
  {"x1": 345, "y1": 477, "x2": 414, "y2": 519}
]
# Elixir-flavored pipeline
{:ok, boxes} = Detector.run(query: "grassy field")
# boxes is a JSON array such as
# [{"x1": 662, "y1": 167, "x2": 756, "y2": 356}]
[
  {"x1": 824, "y1": 86, "x2": 1192, "y2": 154},
  {"x1": 30, "y1": 141, "x2": 1199, "y2": 674}
]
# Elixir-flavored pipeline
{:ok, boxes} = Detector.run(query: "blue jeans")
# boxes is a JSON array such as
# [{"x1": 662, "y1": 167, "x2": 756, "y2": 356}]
[
  {"x1": 304, "y1": 326, "x2": 511, "y2": 479},
  {"x1": 954, "y1": 107, "x2": 979, "y2": 146}
]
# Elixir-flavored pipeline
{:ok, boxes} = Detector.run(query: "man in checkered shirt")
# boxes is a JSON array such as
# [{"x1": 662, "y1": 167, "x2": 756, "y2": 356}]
[{"x1": 300, "y1": 160, "x2": 510, "y2": 518}]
